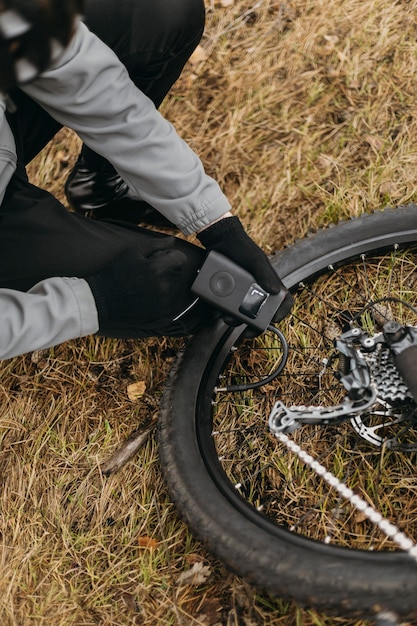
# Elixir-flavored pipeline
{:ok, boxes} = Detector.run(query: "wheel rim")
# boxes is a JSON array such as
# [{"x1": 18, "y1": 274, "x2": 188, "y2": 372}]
[{"x1": 195, "y1": 242, "x2": 417, "y2": 554}]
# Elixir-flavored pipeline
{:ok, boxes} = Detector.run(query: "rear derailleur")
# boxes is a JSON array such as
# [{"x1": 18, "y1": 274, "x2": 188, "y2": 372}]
[{"x1": 269, "y1": 321, "x2": 417, "y2": 435}]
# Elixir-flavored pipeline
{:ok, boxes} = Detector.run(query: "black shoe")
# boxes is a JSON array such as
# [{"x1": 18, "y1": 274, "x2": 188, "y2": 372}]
[{"x1": 65, "y1": 154, "x2": 176, "y2": 229}]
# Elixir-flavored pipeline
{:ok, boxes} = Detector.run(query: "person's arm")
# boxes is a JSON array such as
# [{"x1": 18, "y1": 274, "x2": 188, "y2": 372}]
[
  {"x1": 21, "y1": 21, "x2": 230, "y2": 236},
  {"x1": 20, "y1": 22, "x2": 291, "y2": 309},
  {"x1": 0, "y1": 95, "x2": 17, "y2": 205},
  {"x1": 0, "y1": 276, "x2": 98, "y2": 360}
]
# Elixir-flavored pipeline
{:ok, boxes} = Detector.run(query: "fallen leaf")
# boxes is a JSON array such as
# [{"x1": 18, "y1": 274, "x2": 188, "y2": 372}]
[
  {"x1": 185, "y1": 552, "x2": 205, "y2": 564},
  {"x1": 189, "y1": 45, "x2": 208, "y2": 64},
  {"x1": 31, "y1": 349, "x2": 48, "y2": 364},
  {"x1": 177, "y1": 561, "x2": 212, "y2": 586},
  {"x1": 320, "y1": 34, "x2": 339, "y2": 56},
  {"x1": 364, "y1": 134, "x2": 384, "y2": 151},
  {"x1": 138, "y1": 535, "x2": 159, "y2": 549},
  {"x1": 195, "y1": 598, "x2": 223, "y2": 625},
  {"x1": 317, "y1": 153, "x2": 338, "y2": 169},
  {"x1": 354, "y1": 511, "x2": 368, "y2": 524},
  {"x1": 121, "y1": 592, "x2": 138, "y2": 612},
  {"x1": 379, "y1": 181, "x2": 398, "y2": 196},
  {"x1": 56, "y1": 149, "x2": 70, "y2": 168},
  {"x1": 323, "y1": 34, "x2": 339, "y2": 46},
  {"x1": 127, "y1": 381, "x2": 146, "y2": 401}
]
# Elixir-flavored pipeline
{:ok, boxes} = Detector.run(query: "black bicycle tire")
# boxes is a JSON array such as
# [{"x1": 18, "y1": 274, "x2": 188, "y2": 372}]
[{"x1": 158, "y1": 204, "x2": 417, "y2": 620}]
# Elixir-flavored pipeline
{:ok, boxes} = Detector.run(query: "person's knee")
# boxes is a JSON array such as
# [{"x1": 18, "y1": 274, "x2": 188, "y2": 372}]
[
  {"x1": 86, "y1": 0, "x2": 205, "y2": 54},
  {"x1": 158, "y1": 0, "x2": 205, "y2": 45},
  {"x1": 176, "y1": 0, "x2": 205, "y2": 32}
]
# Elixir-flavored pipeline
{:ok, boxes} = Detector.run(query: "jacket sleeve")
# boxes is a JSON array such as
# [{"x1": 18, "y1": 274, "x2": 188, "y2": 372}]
[
  {"x1": 0, "y1": 277, "x2": 99, "y2": 360},
  {"x1": 0, "y1": 96, "x2": 17, "y2": 205},
  {"x1": 22, "y1": 22, "x2": 231, "y2": 235}
]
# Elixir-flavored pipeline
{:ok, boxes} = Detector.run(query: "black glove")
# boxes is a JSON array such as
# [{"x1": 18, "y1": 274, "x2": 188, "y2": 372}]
[
  {"x1": 86, "y1": 238, "x2": 187, "y2": 337},
  {"x1": 197, "y1": 216, "x2": 293, "y2": 322}
]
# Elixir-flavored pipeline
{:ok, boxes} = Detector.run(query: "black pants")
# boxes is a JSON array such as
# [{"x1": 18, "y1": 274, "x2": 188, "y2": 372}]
[{"x1": 0, "y1": 0, "x2": 213, "y2": 337}]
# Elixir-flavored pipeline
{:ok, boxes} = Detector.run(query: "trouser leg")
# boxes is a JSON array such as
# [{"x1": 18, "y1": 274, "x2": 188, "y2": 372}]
[
  {"x1": 84, "y1": 0, "x2": 205, "y2": 107},
  {"x1": 65, "y1": 0, "x2": 205, "y2": 220},
  {"x1": 0, "y1": 171, "x2": 212, "y2": 337},
  {"x1": 1, "y1": 0, "x2": 212, "y2": 337},
  {"x1": 79, "y1": 0, "x2": 205, "y2": 170}
]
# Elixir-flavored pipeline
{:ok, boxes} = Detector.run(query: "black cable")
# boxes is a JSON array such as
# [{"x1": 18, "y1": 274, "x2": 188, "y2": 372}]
[{"x1": 221, "y1": 325, "x2": 289, "y2": 392}]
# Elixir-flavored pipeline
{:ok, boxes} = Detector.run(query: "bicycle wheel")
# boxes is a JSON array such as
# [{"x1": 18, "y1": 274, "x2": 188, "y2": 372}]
[{"x1": 158, "y1": 204, "x2": 417, "y2": 620}]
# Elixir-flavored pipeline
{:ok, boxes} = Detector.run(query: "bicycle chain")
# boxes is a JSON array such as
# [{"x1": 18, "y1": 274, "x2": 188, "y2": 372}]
[
  {"x1": 269, "y1": 329, "x2": 417, "y2": 561},
  {"x1": 271, "y1": 429, "x2": 417, "y2": 564}
]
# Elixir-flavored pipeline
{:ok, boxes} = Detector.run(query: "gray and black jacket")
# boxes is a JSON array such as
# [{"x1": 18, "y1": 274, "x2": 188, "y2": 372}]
[{"x1": 0, "y1": 21, "x2": 230, "y2": 359}]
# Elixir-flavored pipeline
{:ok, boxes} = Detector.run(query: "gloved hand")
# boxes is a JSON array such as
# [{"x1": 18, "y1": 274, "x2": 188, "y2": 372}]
[
  {"x1": 86, "y1": 237, "x2": 187, "y2": 337},
  {"x1": 197, "y1": 215, "x2": 293, "y2": 322}
]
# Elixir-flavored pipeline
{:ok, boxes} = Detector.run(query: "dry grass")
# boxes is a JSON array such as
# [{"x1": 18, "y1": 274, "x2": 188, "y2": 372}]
[{"x1": 1, "y1": 0, "x2": 417, "y2": 624}]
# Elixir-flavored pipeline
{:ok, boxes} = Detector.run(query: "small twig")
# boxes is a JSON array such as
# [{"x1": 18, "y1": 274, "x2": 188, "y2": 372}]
[{"x1": 100, "y1": 422, "x2": 156, "y2": 476}]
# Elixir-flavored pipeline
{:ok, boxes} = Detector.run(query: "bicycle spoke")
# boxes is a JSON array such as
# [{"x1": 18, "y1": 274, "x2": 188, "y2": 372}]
[{"x1": 211, "y1": 246, "x2": 417, "y2": 550}]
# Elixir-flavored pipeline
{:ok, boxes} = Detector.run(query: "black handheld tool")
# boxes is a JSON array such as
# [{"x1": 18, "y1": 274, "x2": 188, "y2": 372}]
[{"x1": 191, "y1": 250, "x2": 288, "y2": 332}]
